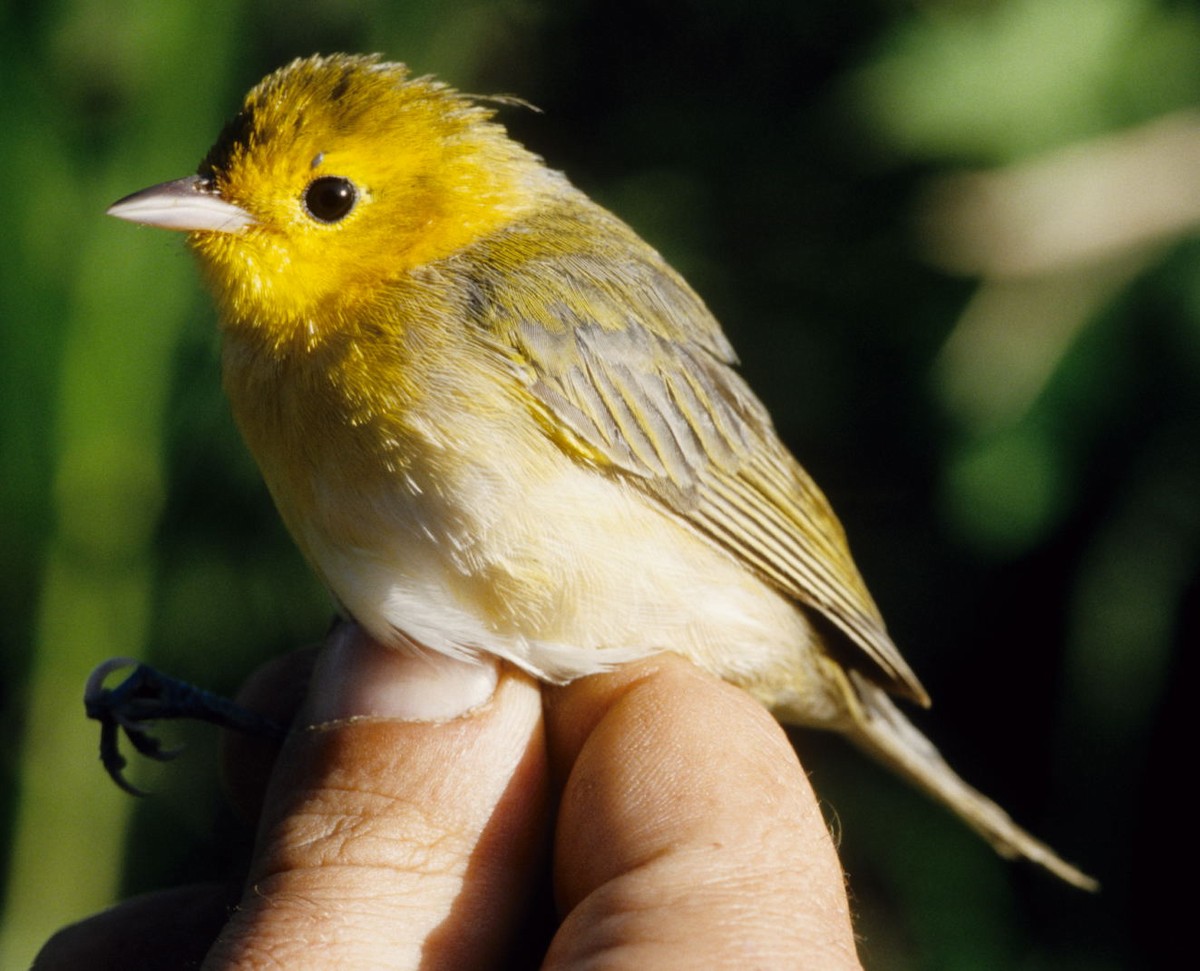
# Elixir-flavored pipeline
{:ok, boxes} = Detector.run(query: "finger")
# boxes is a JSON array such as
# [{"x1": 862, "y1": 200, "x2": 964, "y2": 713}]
[
  {"x1": 221, "y1": 644, "x2": 319, "y2": 823},
  {"x1": 33, "y1": 884, "x2": 234, "y2": 971},
  {"x1": 543, "y1": 653, "x2": 860, "y2": 970},
  {"x1": 203, "y1": 625, "x2": 548, "y2": 971}
]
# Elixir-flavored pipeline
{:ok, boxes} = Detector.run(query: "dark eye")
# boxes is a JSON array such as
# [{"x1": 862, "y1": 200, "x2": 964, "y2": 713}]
[{"x1": 304, "y1": 176, "x2": 357, "y2": 223}]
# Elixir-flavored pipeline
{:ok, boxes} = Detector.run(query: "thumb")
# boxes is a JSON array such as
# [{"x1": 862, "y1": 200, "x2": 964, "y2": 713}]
[{"x1": 203, "y1": 625, "x2": 547, "y2": 971}]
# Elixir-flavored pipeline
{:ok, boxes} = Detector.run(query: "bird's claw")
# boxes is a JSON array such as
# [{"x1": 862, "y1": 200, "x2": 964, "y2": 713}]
[{"x1": 84, "y1": 657, "x2": 287, "y2": 794}]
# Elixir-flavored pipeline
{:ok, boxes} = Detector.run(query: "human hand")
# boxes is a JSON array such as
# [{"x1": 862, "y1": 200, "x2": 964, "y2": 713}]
[{"x1": 37, "y1": 625, "x2": 861, "y2": 970}]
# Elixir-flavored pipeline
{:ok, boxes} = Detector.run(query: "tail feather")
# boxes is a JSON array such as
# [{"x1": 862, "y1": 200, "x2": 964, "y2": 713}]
[{"x1": 844, "y1": 673, "x2": 1097, "y2": 891}]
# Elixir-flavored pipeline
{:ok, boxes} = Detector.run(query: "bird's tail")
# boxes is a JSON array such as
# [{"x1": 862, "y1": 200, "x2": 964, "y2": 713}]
[{"x1": 841, "y1": 672, "x2": 1097, "y2": 891}]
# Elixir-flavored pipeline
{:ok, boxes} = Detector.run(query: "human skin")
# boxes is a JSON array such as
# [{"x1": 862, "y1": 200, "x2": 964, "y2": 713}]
[{"x1": 36, "y1": 627, "x2": 862, "y2": 970}]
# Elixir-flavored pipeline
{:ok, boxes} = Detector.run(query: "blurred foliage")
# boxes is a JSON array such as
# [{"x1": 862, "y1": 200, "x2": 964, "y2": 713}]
[{"x1": 1, "y1": 0, "x2": 1195, "y2": 967}]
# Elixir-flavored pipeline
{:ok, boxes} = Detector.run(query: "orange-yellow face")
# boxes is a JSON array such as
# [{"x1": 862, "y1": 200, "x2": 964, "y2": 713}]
[{"x1": 110, "y1": 54, "x2": 545, "y2": 340}]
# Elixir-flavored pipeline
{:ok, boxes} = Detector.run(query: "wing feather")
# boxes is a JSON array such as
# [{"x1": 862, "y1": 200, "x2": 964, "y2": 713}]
[{"x1": 448, "y1": 197, "x2": 929, "y2": 704}]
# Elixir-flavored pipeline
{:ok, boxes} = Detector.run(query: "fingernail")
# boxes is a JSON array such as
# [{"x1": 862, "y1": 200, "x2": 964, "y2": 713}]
[{"x1": 301, "y1": 624, "x2": 499, "y2": 726}]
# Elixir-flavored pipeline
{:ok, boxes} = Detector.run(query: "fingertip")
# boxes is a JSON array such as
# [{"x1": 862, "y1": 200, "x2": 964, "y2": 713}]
[
  {"x1": 300, "y1": 624, "x2": 499, "y2": 725},
  {"x1": 215, "y1": 631, "x2": 546, "y2": 969},
  {"x1": 221, "y1": 628, "x2": 507, "y2": 823},
  {"x1": 221, "y1": 646, "x2": 318, "y2": 824},
  {"x1": 543, "y1": 653, "x2": 860, "y2": 968},
  {"x1": 544, "y1": 652, "x2": 791, "y2": 778}
]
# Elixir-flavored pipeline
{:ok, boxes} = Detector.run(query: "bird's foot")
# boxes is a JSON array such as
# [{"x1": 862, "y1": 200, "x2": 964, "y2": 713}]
[{"x1": 84, "y1": 657, "x2": 287, "y2": 795}]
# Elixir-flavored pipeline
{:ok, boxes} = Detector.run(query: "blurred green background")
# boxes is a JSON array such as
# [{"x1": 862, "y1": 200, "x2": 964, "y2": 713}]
[{"x1": 2, "y1": 0, "x2": 1195, "y2": 967}]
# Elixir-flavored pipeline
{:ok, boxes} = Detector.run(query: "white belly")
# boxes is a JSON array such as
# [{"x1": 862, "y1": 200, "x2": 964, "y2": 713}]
[{"x1": 299, "y1": 446, "x2": 836, "y2": 719}]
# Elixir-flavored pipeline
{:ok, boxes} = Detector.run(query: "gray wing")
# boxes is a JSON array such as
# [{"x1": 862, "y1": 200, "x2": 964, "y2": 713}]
[{"x1": 451, "y1": 198, "x2": 929, "y2": 705}]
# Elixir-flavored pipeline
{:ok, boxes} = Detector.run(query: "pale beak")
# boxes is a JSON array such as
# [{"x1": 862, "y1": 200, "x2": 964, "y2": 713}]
[{"x1": 107, "y1": 175, "x2": 255, "y2": 233}]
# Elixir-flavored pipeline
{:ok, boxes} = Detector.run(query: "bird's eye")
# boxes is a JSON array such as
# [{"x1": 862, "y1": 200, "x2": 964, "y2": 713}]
[{"x1": 304, "y1": 176, "x2": 358, "y2": 223}]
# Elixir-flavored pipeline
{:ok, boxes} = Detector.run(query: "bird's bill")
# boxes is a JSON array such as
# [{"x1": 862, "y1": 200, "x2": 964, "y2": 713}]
[{"x1": 107, "y1": 176, "x2": 255, "y2": 233}]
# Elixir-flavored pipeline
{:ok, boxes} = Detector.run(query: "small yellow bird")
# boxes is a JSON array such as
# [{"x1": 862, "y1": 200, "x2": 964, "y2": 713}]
[{"x1": 108, "y1": 53, "x2": 1092, "y2": 888}]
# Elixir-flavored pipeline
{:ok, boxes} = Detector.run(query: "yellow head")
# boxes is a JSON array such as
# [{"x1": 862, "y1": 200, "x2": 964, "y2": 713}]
[{"x1": 109, "y1": 54, "x2": 546, "y2": 344}]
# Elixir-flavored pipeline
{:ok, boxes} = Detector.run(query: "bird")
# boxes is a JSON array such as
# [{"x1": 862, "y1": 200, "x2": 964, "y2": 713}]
[{"x1": 107, "y1": 52, "x2": 1094, "y2": 889}]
